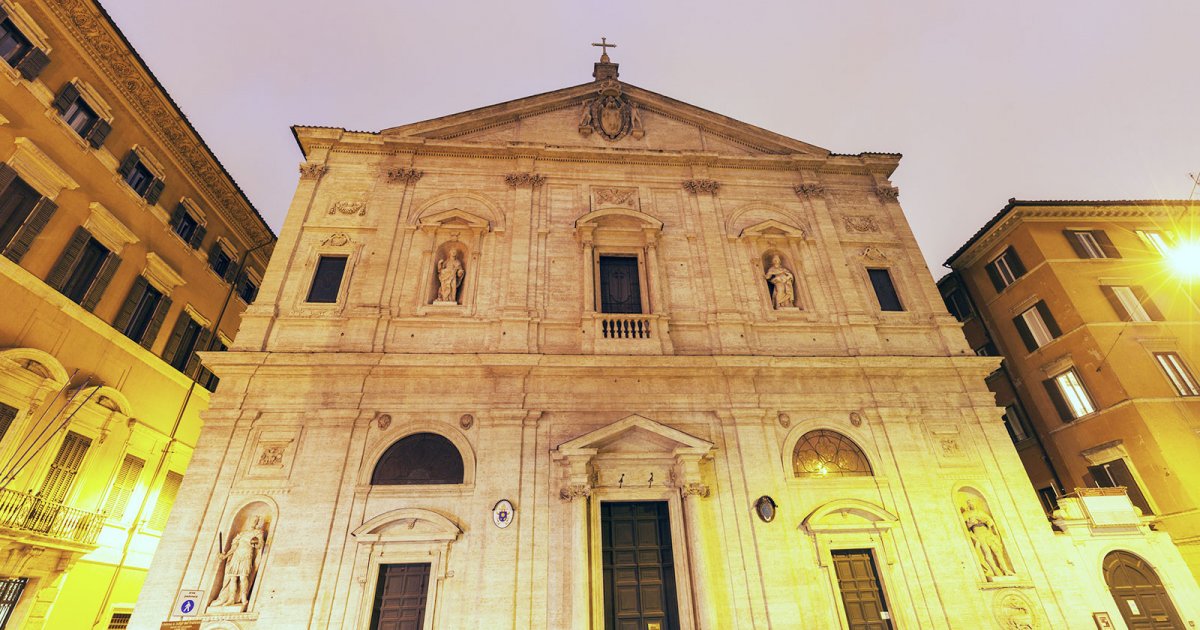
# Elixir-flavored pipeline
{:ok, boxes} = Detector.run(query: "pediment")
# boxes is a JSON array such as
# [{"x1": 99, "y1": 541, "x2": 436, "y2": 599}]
[
  {"x1": 375, "y1": 80, "x2": 829, "y2": 157},
  {"x1": 739, "y1": 219, "x2": 806, "y2": 239},
  {"x1": 418, "y1": 207, "x2": 491, "y2": 230},
  {"x1": 352, "y1": 508, "x2": 462, "y2": 543},
  {"x1": 555, "y1": 414, "x2": 713, "y2": 457},
  {"x1": 802, "y1": 499, "x2": 898, "y2": 534}
]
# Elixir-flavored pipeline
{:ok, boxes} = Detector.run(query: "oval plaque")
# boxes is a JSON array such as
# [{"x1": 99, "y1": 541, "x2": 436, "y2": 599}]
[
  {"x1": 754, "y1": 496, "x2": 777, "y2": 523},
  {"x1": 493, "y1": 499, "x2": 515, "y2": 529}
]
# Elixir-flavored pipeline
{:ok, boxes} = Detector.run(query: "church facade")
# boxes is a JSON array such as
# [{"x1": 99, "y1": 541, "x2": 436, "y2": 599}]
[{"x1": 131, "y1": 54, "x2": 1200, "y2": 630}]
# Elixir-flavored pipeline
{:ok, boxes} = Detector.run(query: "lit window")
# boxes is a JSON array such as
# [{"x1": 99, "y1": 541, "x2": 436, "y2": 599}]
[
  {"x1": 1044, "y1": 368, "x2": 1096, "y2": 420},
  {"x1": 1154, "y1": 352, "x2": 1200, "y2": 396},
  {"x1": 1102, "y1": 285, "x2": 1160, "y2": 322},
  {"x1": 1136, "y1": 230, "x2": 1171, "y2": 256},
  {"x1": 792, "y1": 430, "x2": 873, "y2": 477},
  {"x1": 986, "y1": 247, "x2": 1026, "y2": 292},
  {"x1": 1012, "y1": 301, "x2": 1060, "y2": 351}
]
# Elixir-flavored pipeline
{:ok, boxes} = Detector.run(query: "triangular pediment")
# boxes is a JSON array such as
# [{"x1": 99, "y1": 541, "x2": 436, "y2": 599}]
[
  {"x1": 376, "y1": 80, "x2": 829, "y2": 157},
  {"x1": 555, "y1": 414, "x2": 713, "y2": 457}
]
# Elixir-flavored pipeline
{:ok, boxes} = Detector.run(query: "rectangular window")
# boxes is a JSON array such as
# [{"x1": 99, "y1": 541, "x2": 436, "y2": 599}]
[
  {"x1": 1137, "y1": 230, "x2": 1171, "y2": 256},
  {"x1": 867, "y1": 268, "x2": 903, "y2": 311},
  {"x1": 62, "y1": 98, "x2": 98, "y2": 136},
  {"x1": 116, "y1": 152, "x2": 164, "y2": 205},
  {"x1": 1043, "y1": 368, "x2": 1097, "y2": 421},
  {"x1": 598, "y1": 255, "x2": 642, "y2": 314},
  {"x1": 1103, "y1": 285, "x2": 1160, "y2": 322},
  {"x1": 123, "y1": 162, "x2": 153, "y2": 196},
  {"x1": 1036, "y1": 487, "x2": 1060, "y2": 514},
  {"x1": 146, "y1": 471, "x2": 182, "y2": 530},
  {"x1": 986, "y1": 247, "x2": 1026, "y2": 292},
  {"x1": 1013, "y1": 301, "x2": 1060, "y2": 351},
  {"x1": 237, "y1": 276, "x2": 259, "y2": 304},
  {"x1": 208, "y1": 245, "x2": 232, "y2": 278},
  {"x1": 306, "y1": 255, "x2": 348, "y2": 303},
  {"x1": 0, "y1": 175, "x2": 39, "y2": 253},
  {"x1": 1155, "y1": 352, "x2": 1200, "y2": 396},
  {"x1": 1089, "y1": 459, "x2": 1153, "y2": 515},
  {"x1": 173, "y1": 211, "x2": 198, "y2": 244},
  {"x1": 942, "y1": 287, "x2": 973, "y2": 321},
  {"x1": 61, "y1": 237, "x2": 110, "y2": 304},
  {"x1": 0, "y1": 19, "x2": 31, "y2": 65},
  {"x1": 0, "y1": 578, "x2": 28, "y2": 630},
  {"x1": 1001, "y1": 404, "x2": 1031, "y2": 443},
  {"x1": 51, "y1": 83, "x2": 111, "y2": 148},
  {"x1": 974, "y1": 341, "x2": 999, "y2": 357},
  {"x1": 102, "y1": 454, "x2": 144, "y2": 521},
  {"x1": 37, "y1": 431, "x2": 91, "y2": 504},
  {"x1": 123, "y1": 282, "x2": 163, "y2": 344},
  {"x1": 106, "y1": 612, "x2": 132, "y2": 630},
  {"x1": 198, "y1": 339, "x2": 226, "y2": 392},
  {"x1": 1065, "y1": 229, "x2": 1120, "y2": 259},
  {"x1": 167, "y1": 316, "x2": 203, "y2": 371}
]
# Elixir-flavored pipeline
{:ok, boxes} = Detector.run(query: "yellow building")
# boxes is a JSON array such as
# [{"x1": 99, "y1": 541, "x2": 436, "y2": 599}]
[
  {"x1": 942, "y1": 199, "x2": 1200, "y2": 582},
  {"x1": 0, "y1": 1, "x2": 274, "y2": 628}
]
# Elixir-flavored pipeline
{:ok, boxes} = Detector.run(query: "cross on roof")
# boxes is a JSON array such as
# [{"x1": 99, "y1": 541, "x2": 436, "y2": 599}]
[{"x1": 592, "y1": 37, "x2": 616, "y2": 62}]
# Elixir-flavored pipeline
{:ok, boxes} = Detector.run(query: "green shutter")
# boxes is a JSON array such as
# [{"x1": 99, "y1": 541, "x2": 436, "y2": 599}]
[
  {"x1": 161, "y1": 313, "x2": 189, "y2": 365},
  {"x1": 222, "y1": 256, "x2": 238, "y2": 283},
  {"x1": 1012, "y1": 313, "x2": 1037, "y2": 352},
  {"x1": 80, "y1": 253, "x2": 120, "y2": 312},
  {"x1": 51, "y1": 82, "x2": 79, "y2": 115},
  {"x1": 112, "y1": 275, "x2": 148, "y2": 335},
  {"x1": 144, "y1": 179, "x2": 164, "y2": 205},
  {"x1": 46, "y1": 227, "x2": 88, "y2": 291},
  {"x1": 140, "y1": 295, "x2": 171, "y2": 350},
  {"x1": 1042, "y1": 379, "x2": 1074, "y2": 422},
  {"x1": 1094, "y1": 230, "x2": 1122, "y2": 259},
  {"x1": 188, "y1": 225, "x2": 206, "y2": 250},
  {"x1": 85, "y1": 119, "x2": 111, "y2": 149},
  {"x1": 1035, "y1": 301, "x2": 1061, "y2": 337},
  {"x1": 169, "y1": 203, "x2": 185, "y2": 229},
  {"x1": 117, "y1": 151, "x2": 139, "y2": 179},
  {"x1": 102, "y1": 454, "x2": 144, "y2": 520},
  {"x1": 3, "y1": 197, "x2": 57, "y2": 263}
]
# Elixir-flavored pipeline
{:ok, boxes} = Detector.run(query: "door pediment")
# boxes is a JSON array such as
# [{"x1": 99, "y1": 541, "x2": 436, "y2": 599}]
[{"x1": 555, "y1": 414, "x2": 713, "y2": 458}]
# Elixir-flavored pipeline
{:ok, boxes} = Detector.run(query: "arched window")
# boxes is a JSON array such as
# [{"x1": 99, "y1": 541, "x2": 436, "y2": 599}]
[
  {"x1": 792, "y1": 430, "x2": 872, "y2": 477},
  {"x1": 371, "y1": 433, "x2": 464, "y2": 485}
]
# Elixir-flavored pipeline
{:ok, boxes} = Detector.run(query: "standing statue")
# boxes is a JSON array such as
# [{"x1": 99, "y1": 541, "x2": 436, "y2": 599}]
[
  {"x1": 960, "y1": 497, "x2": 1014, "y2": 578},
  {"x1": 763, "y1": 255, "x2": 796, "y2": 309},
  {"x1": 435, "y1": 249, "x2": 465, "y2": 303},
  {"x1": 211, "y1": 515, "x2": 266, "y2": 609}
]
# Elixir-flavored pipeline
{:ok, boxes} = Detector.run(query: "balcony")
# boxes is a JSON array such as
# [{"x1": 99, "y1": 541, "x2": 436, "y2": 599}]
[
  {"x1": 0, "y1": 488, "x2": 104, "y2": 547},
  {"x1": 586, "y1": 313, "x2": 672, "y2": 354}
]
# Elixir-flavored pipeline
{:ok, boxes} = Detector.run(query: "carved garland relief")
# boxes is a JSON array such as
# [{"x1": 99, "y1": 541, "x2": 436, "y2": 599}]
[
  {"x1": 682, "y1": 179, "x2": 720, "y2": 194},
  {"x1": 843, "y1": 215, "x2": 881, "y2": 233},
  {"x1": 328, "y1": 200, "x2": 366, "y2": 216},
  {"x1": 505, "y1": 173, "x2": 546, "y2": 188}
]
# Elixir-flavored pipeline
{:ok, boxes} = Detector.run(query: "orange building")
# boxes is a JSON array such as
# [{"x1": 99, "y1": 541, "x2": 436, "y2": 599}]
[
  {"x1": 0, "y1": 1, "x2": 273, "y2": 628},
  {"x1": 942, "y1": 198, "x2": 1200, "y2": 581}
]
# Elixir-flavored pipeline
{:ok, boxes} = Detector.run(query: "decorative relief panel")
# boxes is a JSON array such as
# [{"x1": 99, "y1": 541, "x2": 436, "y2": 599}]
[
  {"x1": 247, "y1": 429, "x2": 300, "y2": 480},
  {"x1": 386, "y1": 167, "x2": 424, "y2": 184},
  {"x1": 505, "y1": 172, "x2": 546, "y2": 188},
  {"x1": 682, "y1": 179, "x2": 720, "y2": 194},
  {"x1": 328, "y1": 200, "x2": 366, "y2": 216},
  {"x1": 926, "y1": 425, "x2": 974, "y2": 467},
  {"x1": 875, "y1": 185, "x2": 900, "y2": 202},
  {"x1": 842, "y1": 215, "x2": 880, "y2": 233},
  {"x1": 793, "y1": 183, "x2": 825, "y2": 198},
  {"x1": 993, "y1": 589, "x2": 1043, "y2": 629},
  {"x1": 578, "y1": 79, "x2": 645, "y2": 141},
  {"x1": 590, "y1": 187, "x2": 639, "y2": 210}
]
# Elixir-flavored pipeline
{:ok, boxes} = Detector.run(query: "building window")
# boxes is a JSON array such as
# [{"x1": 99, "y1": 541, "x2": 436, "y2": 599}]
[
  {"x1": 1102, "y1": 285, "x2": 1161, "y2": 322},
  {"x1": 1136, "y1": 230, "x2": 1172, "y2": 256},
  {"x1": 792, "y1": 430, "x2": 873, "y2": 477},
  {"x1": 208, "y1": 243, "x2": 233, "y2": 279},
  {"x1": 1089, "y1": 459, "x2": 1153, "y2": 515},
  {"x1": 0, "y1": 17, "x2": 48, "y2": 80},
  {"x1": 1043, "y1": 368, "x2": 1097, "y2": 421},
  {"x1": 169, "y1": 203, "x2": 204, "y2": 248},
  {"x1": 1012, "y1": 301, "x2": 1061, "y2": 351},
  {"x1": 51, "y1": 83, "x2": 111, "y2": 148},
  {"x1": 1154, "y1": 352, "x2": 1200, "y2": 396},
  {"x1": 974, "y1": 341, "x2": 999, "y2": 357},
  {"x1": 102, "y1": 454, "x2": 144, "y2": 522},
  {"x1": 0, "y1": 173, "x2": 40, "y2": 253},
  {"x1": 163, "y1": 313, "x2": 207, "y2": 373},
  {"x1": 47, "y1": 228, "x2": 119, "y2": 311},
  {"x1": 1036, "y1": 487, "x2": 1060, "y2": 514},
  {"x1": 986, "y1": 247, "x2": 1026, "y2": 292},
  {"x1": 306, "y1": 255, "x2": 347, "y2": 303},
  {"x1": 115, "y1": 152, "x2": 164, "y2": 205},
  {"x1": 114, "y1": 276, "x2": 171, "y2": 349},
  {"x1": 1001, "y1": 404, "x2": 1032, "y2": 443},
  {"x1": 237, "y1": 275, "x2": 259, "y2": 304},
  {"x1": 106, "y1": 612, "x2": 132, "y2": 630},
  {"x1": 867, "y1": 268, "x2": 903, "y2": 311},
  {"x1": 0, "y1": 578, "x2": 28, "y2": 630},
  {"x1": 942, "y1": 286, "x2": 973, "y2": 321},
  {"x1": 372, "y1": 433, "x2": 464, "y2": 485},
  {"x1": 198, "y1": 339, "x2": 226, "y2": 392},
  {"x1": 1065, "y1": 229, "x2": 1120, "y2": 259},
  {"x1": 146, "y1": 471, "x2": 182, "y2": 530},
  {"x1": 598, "y1": 255, "x2": 642, "y2": 313},
  {"x1": 37, "y1": 431, "x2": 91, "y2": 505}
]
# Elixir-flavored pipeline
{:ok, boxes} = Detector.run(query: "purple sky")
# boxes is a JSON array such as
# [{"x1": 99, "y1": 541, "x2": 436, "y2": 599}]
[{"x1": 104, "y1": 1, "x2": 1200, "y2": 272}]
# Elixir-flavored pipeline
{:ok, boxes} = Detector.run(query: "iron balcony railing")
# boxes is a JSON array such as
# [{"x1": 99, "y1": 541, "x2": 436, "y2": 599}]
[{"x1": 0, "y1": 488, "x2": 103, "y2": 546}]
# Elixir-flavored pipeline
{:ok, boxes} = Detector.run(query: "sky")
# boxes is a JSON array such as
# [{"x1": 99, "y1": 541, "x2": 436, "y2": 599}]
[{"x1": 104, "y1": 0, "x2": 1200, "y2": 273}]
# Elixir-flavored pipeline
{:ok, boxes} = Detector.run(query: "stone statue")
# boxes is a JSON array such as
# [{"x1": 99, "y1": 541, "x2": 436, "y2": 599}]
[
  {"x1": 961, "y1": 497, "x2": 1014, "y2": 578},
  {"x1": 211, "y1": 515, "x2": 266, "y2": 609},
  {"x1": 764, "y1": 255, "x2": 796, "y2": 309},
  {"x1": 435, "y1": 249, "x2": 465, "y2": 303}
]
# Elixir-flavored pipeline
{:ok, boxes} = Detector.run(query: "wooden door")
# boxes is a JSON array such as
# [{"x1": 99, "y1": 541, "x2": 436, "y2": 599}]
[
  {"x1": 599, "y1": 256, "x2": 642, "y2": 314},
  {"x1": 602, "y1": 501, "x2": 680, "y2": 630},
  {"x1": 1104, "y1": 551, "x2": 1184, "y2": 630},
  {"x1": 832, "y1": 549, "x2": 893, "y2": 630},
  {"x1": 370, "y1": 563, "x2": 431, "y2": 630}
]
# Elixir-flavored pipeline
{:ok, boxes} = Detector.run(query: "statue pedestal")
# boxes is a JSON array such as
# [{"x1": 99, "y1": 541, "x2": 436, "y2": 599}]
[{"x1": 206, "y1": 604, "x2": 247, "y2": 614}]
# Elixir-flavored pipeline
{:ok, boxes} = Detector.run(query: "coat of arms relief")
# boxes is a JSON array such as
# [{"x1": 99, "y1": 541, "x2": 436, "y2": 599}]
[{"x1": 578, "y1": 80, "x2": 645, "y2": 141}]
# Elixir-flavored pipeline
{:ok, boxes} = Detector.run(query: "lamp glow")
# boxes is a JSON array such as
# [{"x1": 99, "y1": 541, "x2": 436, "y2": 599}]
[{"x1": 1167, "y1": 241, "x2": 1200, "y2": 279}]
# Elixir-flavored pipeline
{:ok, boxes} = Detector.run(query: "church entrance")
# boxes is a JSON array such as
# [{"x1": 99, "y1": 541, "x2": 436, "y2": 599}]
[
  {"x1": 831, "y1": 549, "x2": 893, "y2": 630},
  {"x1": 1103, "y1": 551, "x2": 1184, "y2": 629},
  {"x1": 369, "y1": 563, "x2": 431, "y2": 630},
  {"x1": 601, "y1": 501, "x2": 680, "y2": 630}
]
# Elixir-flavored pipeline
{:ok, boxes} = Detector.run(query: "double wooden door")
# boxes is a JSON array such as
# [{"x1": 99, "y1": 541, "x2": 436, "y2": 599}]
[
  {"x1": 1104, "y1": 551, "x2": 1184, "y2": 629},
  {"x1": 370, "y1": 563, "x2": 431, "y2": 630},
  {"x1": 831, "y1": 549, "x2": 893, "y2": 630},
  {"x1": 602, "y1": 501, "x2": 680, "y2": 630}
]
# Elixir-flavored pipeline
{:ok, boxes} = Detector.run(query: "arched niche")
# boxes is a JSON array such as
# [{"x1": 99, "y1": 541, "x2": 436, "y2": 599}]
[
  {"x1": 954, "y1": 486, "x2": 1018, "y2": 581},
  {"x1": 413, "y1": 201, "x2": 495, "y2": 314},
  {"x1": 729, "y1": 209, "x2": 813, "y2": 317},
  {"x1": 361, "y1": 422, "x2": 476, "y2": 490},
  {"x1": 207, "y1": 498, "x2": 275, "y2": 614}
]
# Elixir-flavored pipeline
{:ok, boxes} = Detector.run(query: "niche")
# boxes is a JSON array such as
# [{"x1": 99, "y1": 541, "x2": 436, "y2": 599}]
[{"x1": 207, "y1": 500, "x2": 273, "y2": 613}]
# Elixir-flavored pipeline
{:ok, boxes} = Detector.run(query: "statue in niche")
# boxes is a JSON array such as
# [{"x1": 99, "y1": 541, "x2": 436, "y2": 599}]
[
  {"x1": 763, "y1": 255, "x2": 796, "y2": 309},
  {"x1": 960, "y1": 495, "x2": 1014, "y2": 578},
  {"x1": 211, "y1": 515, "x2": 266, "y2": 610},
  {"x1": 435, "y1": 248, "x2": 465, "y2": 303}
]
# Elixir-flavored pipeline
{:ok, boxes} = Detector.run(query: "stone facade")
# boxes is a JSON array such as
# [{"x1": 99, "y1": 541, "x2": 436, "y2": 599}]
[{"x1": 133, "y1": 59, "x2": 1200, "y2": 629}]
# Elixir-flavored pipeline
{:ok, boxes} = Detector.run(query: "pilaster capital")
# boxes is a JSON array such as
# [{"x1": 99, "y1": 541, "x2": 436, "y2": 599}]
[
  {"x1": 680, "y1": 482, "x2": 710, "y2": 499},
  {"x1": 559, "y1": 483, "x2": 592, "y2": 502},
  {"x1": 299, "y1": 162, "x2": 327, "y2": 180}
]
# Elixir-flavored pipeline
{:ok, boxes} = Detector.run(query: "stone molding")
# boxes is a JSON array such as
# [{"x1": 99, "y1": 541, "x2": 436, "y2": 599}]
[
  {"x1": 680, "y1": 483, "x2": 710, "y2": 498},
  {"x1": 83, "y1": 201, "x2": 138, "y2": 255},
  {"x1": 682, "y1": 179, "x2": 720, "y2": 194},
  {"x1": 142, "y1": 252, "x2": 185, "y2": 294},
  {"x1": 9, "y1": 137, "x2": 78, "y2": 199},
  {"x1": 505, "y1": 172, "x2": 546, "y2": 188}
]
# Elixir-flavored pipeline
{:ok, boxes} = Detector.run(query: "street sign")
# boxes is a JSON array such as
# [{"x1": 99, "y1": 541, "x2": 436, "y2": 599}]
[
  {"x1": 173, "y1": 589, "x2": 203, "y2": 618},
  {"x1": 160, "y1": 622, "x2": 200, "y2": 630}
]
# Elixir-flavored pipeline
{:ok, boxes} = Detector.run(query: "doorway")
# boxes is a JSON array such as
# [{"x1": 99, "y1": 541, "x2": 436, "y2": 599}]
[
  {"x1": 831, "y1": 549, "x2": 893, "y2": 630},
  {"x1": 1103, "y1": 551, "x2": 1184, "y2": 630},
  {"x1": 369, "y1": 563, "x2": 431, "y2": 630},
  {"x1": 601, "y1": 501, "x2": 680, "y2": 630}
]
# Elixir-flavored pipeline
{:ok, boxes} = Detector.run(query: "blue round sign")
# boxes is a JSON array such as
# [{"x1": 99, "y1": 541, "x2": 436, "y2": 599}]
[{"x1": 180, "y1": 600, "x2": 195, "y2": 614}]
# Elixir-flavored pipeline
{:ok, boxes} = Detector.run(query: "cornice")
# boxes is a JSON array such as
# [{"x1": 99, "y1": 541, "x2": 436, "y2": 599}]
[{"x1": 44, "y1": 0, "x2": 275, "y2": 252}]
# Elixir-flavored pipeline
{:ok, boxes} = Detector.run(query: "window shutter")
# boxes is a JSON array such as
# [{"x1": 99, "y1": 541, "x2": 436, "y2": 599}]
[
  {"x1": 188, "y1": 224, "x2": 206, "y2": 250},
  {"x1": 1042, "y1": 379, "x2": 1074, "y2": 422},
  {"x1": 184, "y1": 329, "x2": 212, "y2": 376},
  {"x1": 1101, "y1": 460, "x2": 1153, "y2": 515},
  {"x1": 161, "y1": 314, "x2": 190, "y2": 365},
  {"x1": 1034, "y1": 301, "x2": 1061, "y2": 337},
  {"x1": 85, "y1": 119, "x2": 111, "y2": 149},
  {"x1": 985, "y1": 262, "x2": 1005, "y2": 292},
  {"x1": 14, "y1": 47, "x2": 49, "y2": 80},
  {"x1": 147, "y1": 471, "x2": 182, "y2": 530},
  {"x1": 1012, "y1": 314, "x2": 1038, "y2": 352},
  {"x1": 51, "y1": 82, "x2": 79, "y2": 115},
  {"x1": 37, "y1": 431, "x2": 91, "y2": 503},
  {"x1": 0, "y1": 402, "x2": 16, "y2": 442},
  {"x1": 46, "y1": 227, "x2": 89, "y2": 291},
  {"x1": 207, "y1": 243, "x2": 222, "y2": 272},
  {"x1": 140, "y1": 295, "x2": 171, "y2": 350},
  {"x1": 1093, "y1": 230, "x2": 1121, "y2": 259},
  {"x1": 144, "y1": 179, "x2": 164, "y2": 205},
  {"x1": 1063, "y1": 231, "x2": 1088, "y2": 258},
  {"x1": 169, "y1": 203, "x2": 185, "y2": 228},
  {"x1": 3, "y1": 196, "x2": 56, "y2": 264},
  {"x1": 117, "y1": 151, "x2": 139, "y2": 179},
  {"x1": 113, "y1": 275, "x2": 148, "y2": 335},
  {"x1": 0, "y1": 163, "x2": 16, "y2": 192},
  {"x1": 1006, "y1": 249, "x2": 1026, "y2": 276},
  {"x1": 79, "y1": 253, "x2": 119, "y2": 312},
  {"x1": 223, "y1": 257, "x2": 239, "y2": 283},
  {"x1": 1132, "y1": 287, "x2": 1163, "y2": 321},
  {"x1": 1100, "y1": 286, "x2": 1129, "y2": 321},
  {"x1": 102, "y1": 454, "x2": 144, "y2": 519}
]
